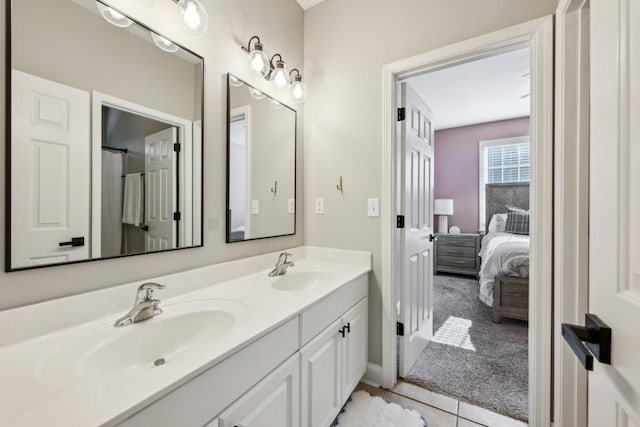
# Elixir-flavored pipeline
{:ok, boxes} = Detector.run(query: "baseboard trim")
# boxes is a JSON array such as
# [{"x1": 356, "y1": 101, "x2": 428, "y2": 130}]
[{"x1": 362, "y1": 363, "x2": 384, "y2": 387}]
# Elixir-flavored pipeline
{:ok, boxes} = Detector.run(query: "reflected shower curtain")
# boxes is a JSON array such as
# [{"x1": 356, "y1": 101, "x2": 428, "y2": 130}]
[{"x1": 101, "y1": 150, "x2": 124, "y2": 257}]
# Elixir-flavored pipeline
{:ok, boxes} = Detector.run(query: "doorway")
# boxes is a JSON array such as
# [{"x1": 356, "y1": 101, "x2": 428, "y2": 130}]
[
  {"x1": 380, "y1": 17, "x2": 554, "y2": 426},
  {"x1": 395, "y1": 47, "x2": 532, "y2": 422}
]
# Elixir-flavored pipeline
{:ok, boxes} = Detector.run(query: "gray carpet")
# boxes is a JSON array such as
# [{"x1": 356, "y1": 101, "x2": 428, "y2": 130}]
[{"x1": 404, "y1": 274, "x2": 528, "y2": 421}]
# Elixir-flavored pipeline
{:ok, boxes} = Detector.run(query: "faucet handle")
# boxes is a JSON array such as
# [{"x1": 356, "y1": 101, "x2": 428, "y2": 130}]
[
  {"x1": 137, "y1": 282, "x2": 166, "y2": 302},
  {"x1": 279, "y1": 252, "x2": 293, "y2": 263}
]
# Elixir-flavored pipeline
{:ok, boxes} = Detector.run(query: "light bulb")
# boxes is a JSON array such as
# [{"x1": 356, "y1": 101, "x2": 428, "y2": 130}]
[
  {"x1": 248, "y1": 42, "x2": 269, "y2": 77},
  {"x1": 291, "y1": 80, "x2": 306, "y2": 103},
  {"x1": 273, "y1": 69, "x2": 289, "y2": 88},
  {"x1": 178, "y1": 0, "x2": 209, "y2": 36},
  {"x1": 96, "y1": 2, "x2": 132, "y2": 28},
  {"x1": 151, "y1": 32, "x2": 179, "y2": 53},
  {"x1": 183, "y1": 1, "x2": 201, "y2": 29},
  {"x1": 248, "y1": 87, "x2": 266, "y2": 100},
  {"x1": 229, "y1": 75, "x2": 244, "y2": 87}
]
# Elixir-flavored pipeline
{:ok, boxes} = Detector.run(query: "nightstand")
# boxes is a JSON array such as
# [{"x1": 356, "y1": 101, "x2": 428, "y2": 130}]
[{"x1": 434, "y1": 233, "x2": 481, "y2": 276}]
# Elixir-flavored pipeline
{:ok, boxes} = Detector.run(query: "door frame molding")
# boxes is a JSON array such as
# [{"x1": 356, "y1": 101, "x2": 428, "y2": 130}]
[
  {"x1": 91, "y1": 92, "x2": 194, "y2": 258},
  {"x1": 380, "y1": 16, "x2": 553, "y2": 425},
  {"x1": 554, "y1": 1, "x2": 590, "y2": 426}
]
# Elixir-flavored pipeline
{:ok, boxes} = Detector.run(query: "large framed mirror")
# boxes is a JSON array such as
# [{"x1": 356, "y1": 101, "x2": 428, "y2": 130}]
[
  {"x1": 6, "y1": 0, "x2": 204, "y2": 271},
  {"x1": 226, "y1": 74, "x2": 296, "y2": 242}
]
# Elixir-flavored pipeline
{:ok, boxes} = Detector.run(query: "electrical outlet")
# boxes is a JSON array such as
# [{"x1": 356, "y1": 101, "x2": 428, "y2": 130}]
[
  {"x1": 367, "y1": 198, "x2": 380, "y2": 217},
  {"x1": 288, "y1": 198, "x2": 295, "y2": 214},
  {"x1": 251, "y1": 200, "x2": 259, "y2": 215},
  {"x1": 315, "y1": 198, "x2": 325, "y2": 214}
]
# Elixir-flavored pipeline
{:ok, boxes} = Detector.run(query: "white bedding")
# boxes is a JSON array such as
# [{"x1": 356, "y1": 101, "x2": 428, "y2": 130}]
[{"x1": 478, "y1": 232, "x2": 530, "y2": 306}]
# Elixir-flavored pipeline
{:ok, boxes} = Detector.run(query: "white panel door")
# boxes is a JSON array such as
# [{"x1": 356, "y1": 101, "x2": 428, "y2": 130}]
[
  {"x1": 398, "y1": 83, "x2": 435, "y2": 377},
  {"x1": 300, "y1": 318, "x2": 344, "y2": 427},
  {"x1": 218, "y1": 354, "x2": 299, "y2": 427},
  {"x1": 342, "y1": 298, "x2": 368, "y2": 402},
  {"x1": 588, "y1": 0, "x2": 640, "y2": 424},
  {"x1": 11, "y1": 70, "x2": 90, "y2": 268},
  {"x1": 145, "y1": 127, "x2": 177, "y2": 252}
]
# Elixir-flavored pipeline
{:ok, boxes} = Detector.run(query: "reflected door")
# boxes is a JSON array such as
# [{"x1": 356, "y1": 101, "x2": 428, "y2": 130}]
[
  {"x1": 398, "y1": 82, "x2": 435, "y2": 376},
  {"x1": 145, "y1": 127, "x2": 177, "y2": 251},
  {"x1": 10, "y1": 70, "x2": 90, "y2": 268}
]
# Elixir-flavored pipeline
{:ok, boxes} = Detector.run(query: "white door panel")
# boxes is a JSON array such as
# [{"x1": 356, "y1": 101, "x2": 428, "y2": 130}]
[
  {"x1": 587, "y1": 0, "x2": 640, "y2": 424},
  {"x1": 11, "y1": 70, "x2": 90, "y2": 268},
  {"x1": 145, "y1": 127, "x2": 177, "y2": 251},
  {"x1": 399, "y1": 83, "x2": 435, "y2": 376}
]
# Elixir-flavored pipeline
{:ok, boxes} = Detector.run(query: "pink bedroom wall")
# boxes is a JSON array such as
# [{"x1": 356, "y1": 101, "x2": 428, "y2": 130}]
[{"x1": 433, "y1": 117, "x2": 530, "y2": 233}]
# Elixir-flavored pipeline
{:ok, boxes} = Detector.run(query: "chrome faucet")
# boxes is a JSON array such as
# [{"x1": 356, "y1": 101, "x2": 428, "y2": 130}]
[
  {"x1": 114, "y1": 282, "x2": 166, "y2": 327},
  {"x1": 269, "y1": 252, "x2": 295, "y2": 277}
]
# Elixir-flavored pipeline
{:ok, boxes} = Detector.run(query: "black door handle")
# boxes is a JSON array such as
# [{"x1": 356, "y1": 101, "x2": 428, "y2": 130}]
[
  {"x1": 561, "y1": 314, "x2": 611, "y2": 371},
  {"x1": 338, "y1": 327, "x2": 346, "y2": 338},
  {"x1": 59, "y1": 237, "x2": 85, "y2": 247},
  {"x1": 141, "y1": 225, "x2": 149, "y2": 232},
  {"x1": 344, "y1": 322, "x2": 351, "y2": 334},
  {"x1": 429, "y1": 234, "x2": 437, "y2": 242}
]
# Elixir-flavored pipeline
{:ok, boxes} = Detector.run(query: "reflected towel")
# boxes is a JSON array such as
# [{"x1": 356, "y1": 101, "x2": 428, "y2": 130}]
[{"x1": 122, "y1": 173, "x2": 144, "y2": 226}]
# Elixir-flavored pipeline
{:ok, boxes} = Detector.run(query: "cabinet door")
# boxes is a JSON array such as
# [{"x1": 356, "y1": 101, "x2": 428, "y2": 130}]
[
  {"x1": 300, "y1": 318, "x2": 344, "y2": 427},
  {"x1": 217, "y1": 354, "x2": 299, "y2": 427},
  {"x1": 342, "y1": 298, "x2": 368, "y2": 402}
]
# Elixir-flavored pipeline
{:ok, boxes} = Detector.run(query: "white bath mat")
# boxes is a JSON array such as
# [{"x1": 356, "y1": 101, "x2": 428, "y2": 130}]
[{"x1": 333, "y1": 391, "x2": 427, "y2": 427}]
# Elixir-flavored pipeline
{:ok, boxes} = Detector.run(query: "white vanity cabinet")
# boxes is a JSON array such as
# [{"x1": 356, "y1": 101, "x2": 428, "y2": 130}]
[
  {"x1": 215, "y1": 354, "x2": 299, "y2": 427},
  {"x1": 300, "y1": 298, "x2": 368, "y2": 427},
  {"x1": 119, "y1": 274, "x2": 369, "y2": 427}
]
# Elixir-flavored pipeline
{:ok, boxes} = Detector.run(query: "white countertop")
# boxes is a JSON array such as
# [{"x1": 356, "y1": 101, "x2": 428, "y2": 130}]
[{"x1": 0, "y1": 247, "x2": 371, "y2": 426}]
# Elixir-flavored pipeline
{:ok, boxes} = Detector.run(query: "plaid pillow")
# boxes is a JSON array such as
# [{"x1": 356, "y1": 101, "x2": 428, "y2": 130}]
[{"x1": 504, "y1": 206, "x2": 529, "y2": 235}]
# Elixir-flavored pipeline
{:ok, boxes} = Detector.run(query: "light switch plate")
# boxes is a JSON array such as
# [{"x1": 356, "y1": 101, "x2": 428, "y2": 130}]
[
  {"x1": 288, "y1": 198, "x2": 295, "y2": 214},
  {"x1": 251, "y1": 200, "x2": 259, "y2": 215},
  {"x1": 315, "y1": 198, "x2": 325, "y2": 214},
  {"x1": 367, "y1": 198, "x2": 380, "y2": 217}
]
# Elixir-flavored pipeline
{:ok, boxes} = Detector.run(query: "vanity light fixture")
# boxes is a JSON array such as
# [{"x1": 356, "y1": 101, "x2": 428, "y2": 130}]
[
  {"x1": 289, "y1": 69, "x2": 306, "y2": 103},
  {"x1": 96, "y1": 2, "x2": 133, "y2": 28},
  {"x1": 174, "y1": 0, "x2": 209, "y2": 36},
  {"x1": 241, "y1": 35, "x2": 306, "y2": 102},
  {"x1": 242, "y1": 36, "x2": 270, "y2": 77},
  {"x1": 151, "y1": 32, "x2": 179, "y2": 53}
]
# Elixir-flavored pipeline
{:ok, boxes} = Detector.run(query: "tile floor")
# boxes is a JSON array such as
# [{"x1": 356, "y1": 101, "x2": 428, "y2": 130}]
[{"x1": 354, "y1": 381, "x2": 527, "y2": 427}]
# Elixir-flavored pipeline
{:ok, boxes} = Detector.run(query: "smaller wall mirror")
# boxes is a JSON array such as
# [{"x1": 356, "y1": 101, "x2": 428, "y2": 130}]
[{"x1": 226, "y1": 74, "x2": 296, "y2": 242}]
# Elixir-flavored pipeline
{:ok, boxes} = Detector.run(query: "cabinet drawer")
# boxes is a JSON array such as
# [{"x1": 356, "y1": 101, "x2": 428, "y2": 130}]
[
  {"x1": 436, "y1": 236, "x2": 476, "y2": 247},
  {"x1": 437, "y1": 256, "x2": 476, "y2": 269},
  {"x1": 437, "y1": 245, "x2": 476, "y2": 257}
]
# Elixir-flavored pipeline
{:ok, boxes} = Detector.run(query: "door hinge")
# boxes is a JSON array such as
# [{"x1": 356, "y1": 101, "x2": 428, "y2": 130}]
[
  {"x1": 396, "y1": 215, "x2": 405, "y2": 229},
  {"x1": 396, "y1": 322, "x2": 405, "y2": 337},
  {"x1": 173, "y1": 212, "x2": 181, "y2": 221},
  {"x1": 173, "y1": 143, "x2": 181, "y2": 153},
  {"x1": 397, "y1": 107, "x2": 406, "y2": 122}
]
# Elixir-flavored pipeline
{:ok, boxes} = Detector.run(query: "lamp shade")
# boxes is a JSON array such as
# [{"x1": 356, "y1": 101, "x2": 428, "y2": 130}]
[{"x1": 434, "y1": 199, "x2": 454, "y2": 215}]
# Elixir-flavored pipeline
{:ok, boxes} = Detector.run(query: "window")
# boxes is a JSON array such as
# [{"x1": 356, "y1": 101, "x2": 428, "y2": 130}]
[
  {"x1": 478, "y1": 136, "x2": 530, "y2": 231},
  {"x1": 487, "y1": 143, "x2": 530, "y2": 184}
]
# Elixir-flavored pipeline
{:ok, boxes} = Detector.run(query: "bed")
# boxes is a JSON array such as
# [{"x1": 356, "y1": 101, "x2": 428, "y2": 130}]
[{"x1": 478, "y1": 183, "x2": 530, "y2": 322}]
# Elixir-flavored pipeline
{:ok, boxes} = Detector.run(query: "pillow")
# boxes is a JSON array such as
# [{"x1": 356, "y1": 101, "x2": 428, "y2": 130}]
[
  {"x1": 487, "y1": 213, "x2": 508, "y2": 233},
  {"x1": 504, "y1": 206, "x2": 530, "y2": 235}
]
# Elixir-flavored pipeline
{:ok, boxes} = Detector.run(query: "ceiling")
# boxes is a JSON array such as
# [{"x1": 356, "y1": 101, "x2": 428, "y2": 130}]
[
  {"x1": 296, "y1": 0, "x2": 326, "y2": 10},
  {"x1": 406, "y1": 47, "x2": 531, "y2": 130}
]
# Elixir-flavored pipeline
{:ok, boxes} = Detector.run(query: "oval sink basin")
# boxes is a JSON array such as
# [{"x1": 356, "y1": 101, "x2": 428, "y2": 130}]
[
  {"x1": 271, "y1": 271, "x2": 333, "y2": 291},
  {"x1": 36, "y1": 299, "x2": 246, "y2": 385}
]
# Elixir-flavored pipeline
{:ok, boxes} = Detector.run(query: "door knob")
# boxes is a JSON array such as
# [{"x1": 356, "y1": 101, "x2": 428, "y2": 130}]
[
  {"x1": 59, "y1": 237, "x2": 85, "y2": 247},
  {"x1": 561, "y1": 314, "x2": 611, "y2": 371},
  {"x1": 429, "y1": 234, "x2": 437, "y2": 242}
]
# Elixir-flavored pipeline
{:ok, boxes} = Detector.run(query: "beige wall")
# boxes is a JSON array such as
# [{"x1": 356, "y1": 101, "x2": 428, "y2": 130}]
[
  {"x1": 0, "y1": 0, "x2": 304, "y2": 309},
  {"x1": 303, "y1": 0, "x2": 557, "y2": 365}
]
